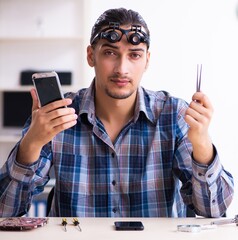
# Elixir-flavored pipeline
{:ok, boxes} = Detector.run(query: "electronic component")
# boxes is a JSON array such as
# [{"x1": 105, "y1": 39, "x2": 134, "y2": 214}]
[{"x1": 0, "y1": 217, "x2": 48, "y2": 231}]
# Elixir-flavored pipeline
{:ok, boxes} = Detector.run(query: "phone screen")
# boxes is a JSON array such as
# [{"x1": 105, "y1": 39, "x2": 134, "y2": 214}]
[
  {"x1": 32, "y1": 74, "x2": 64, "y2": 107},
  {"x1": 114, "y1": 221, "x2": 144, "y2": 231}
]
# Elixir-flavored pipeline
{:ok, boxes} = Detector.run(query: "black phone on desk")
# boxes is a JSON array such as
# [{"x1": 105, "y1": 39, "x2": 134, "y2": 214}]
[
  {"x1": 32, "y1": 71, "x2": 65, "y2": 107},
  {"x1": 114, "y1": 221, "x2": 144, "y2": 231}
]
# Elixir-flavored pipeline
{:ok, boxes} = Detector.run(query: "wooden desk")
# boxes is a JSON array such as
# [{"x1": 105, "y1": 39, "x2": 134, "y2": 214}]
[{"x1": 0, "y1": 217, "x2": 237, "y2": 240}]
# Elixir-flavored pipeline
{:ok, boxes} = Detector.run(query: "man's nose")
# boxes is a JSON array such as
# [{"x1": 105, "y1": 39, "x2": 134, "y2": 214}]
[{"x1": 113, "y1": 56, "x2": 129, "y2": 75}]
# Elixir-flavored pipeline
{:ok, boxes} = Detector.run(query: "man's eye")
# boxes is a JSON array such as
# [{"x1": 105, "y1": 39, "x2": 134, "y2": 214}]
[
  {"x1": 104, "y1": 50, "x2": 115, "y2": 56},
  {"x1": 131, "y1": 53, "x2": 141, "y2": 59}
]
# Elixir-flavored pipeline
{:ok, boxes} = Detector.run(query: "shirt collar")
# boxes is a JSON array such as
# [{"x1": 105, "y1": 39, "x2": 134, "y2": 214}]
[
  {"x1": 78, "y1": 79, "x2": 158, "y2": 125},
  {"x1": 133, "y1": 86, "x2": 156, "y2": 124}
]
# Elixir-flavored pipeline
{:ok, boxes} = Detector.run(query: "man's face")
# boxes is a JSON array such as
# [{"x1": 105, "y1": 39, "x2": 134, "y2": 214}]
[{"x1": 87, "y1": 26, "x2": 150, "y2": 100}]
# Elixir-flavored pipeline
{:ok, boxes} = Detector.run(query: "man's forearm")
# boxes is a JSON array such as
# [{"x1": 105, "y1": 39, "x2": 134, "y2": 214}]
[{"x1": 16, "y1": 135, "x2": 42, "y2": 165}]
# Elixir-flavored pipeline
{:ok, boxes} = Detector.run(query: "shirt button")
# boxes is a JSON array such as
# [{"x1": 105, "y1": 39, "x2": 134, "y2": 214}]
[
  {"x1": 212, "y1": 199, "x2": 216, "y2": 204},
  {"x1": 208, "y1": 174, "x2": 213, "y2": 178},
  {"x1": 111, "y1": 152, "x2": 115, "y2": 158},
  {"x1": 112, "y1": 180, "x2": 116, "y2": 186},
  {"x1": 112, "y1": 207, "x2": 117, "y2": 213}
]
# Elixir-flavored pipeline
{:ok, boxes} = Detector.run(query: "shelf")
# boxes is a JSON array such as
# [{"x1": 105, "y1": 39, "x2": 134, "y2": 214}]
[
  {"x1": 0, "y1": 134, "x2": 21, "y2": 143},
  {"x1": 0, "y1": 0, "x2": 88, "y2": 168},
  {"x1": 0, "y1": 86, "x2": 32, "y2": 92},
  {"x1": 0, "y1": 85, "x2": 76, "y2": 93},
  {"x1": 0, "y1": 36, "x2": 83, "y2": 42}
]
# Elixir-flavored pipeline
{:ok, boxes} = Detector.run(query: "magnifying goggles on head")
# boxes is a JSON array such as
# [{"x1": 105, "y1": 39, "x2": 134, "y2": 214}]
[{"x1": 90, "y1": 22, "x2": 150, "y2": 47}]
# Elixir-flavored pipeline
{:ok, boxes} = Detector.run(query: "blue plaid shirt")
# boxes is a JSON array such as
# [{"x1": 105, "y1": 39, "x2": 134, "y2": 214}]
[{"x1": 0, "y1": 81, "x2": 234, "y2": 217}]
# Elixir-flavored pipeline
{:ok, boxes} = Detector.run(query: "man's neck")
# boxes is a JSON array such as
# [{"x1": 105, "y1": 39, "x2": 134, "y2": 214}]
[{"x1": 95, "y1": 91, "x2": 136, "y2": 122}]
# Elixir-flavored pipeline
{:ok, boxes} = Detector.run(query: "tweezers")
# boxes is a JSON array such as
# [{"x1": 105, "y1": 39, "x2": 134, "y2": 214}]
[{"x1": 196, "y1": 64, "x2": 202, "y2": 92}]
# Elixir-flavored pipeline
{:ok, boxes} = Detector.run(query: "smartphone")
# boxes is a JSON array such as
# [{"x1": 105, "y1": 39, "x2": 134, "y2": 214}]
[
  {"x1": 32, "y1": 71, "x2": 64, "y2": 107},
  {"x1": 114, "y1": 221, "x2": 144, "y2": 231}
]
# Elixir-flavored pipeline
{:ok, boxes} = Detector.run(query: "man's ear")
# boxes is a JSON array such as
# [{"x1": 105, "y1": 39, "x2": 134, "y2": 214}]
[
  {"x1": 87, "y1": 45, "x2": 94, "y2": 67},
  {"x1": 145, "y1": 51, "x2": 150, "y2": 71}
]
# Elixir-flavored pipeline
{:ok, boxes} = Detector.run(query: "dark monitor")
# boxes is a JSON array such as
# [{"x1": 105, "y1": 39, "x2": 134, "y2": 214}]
[{"x1": 3, "y1": 91, "x2": 32, "y2": 128}]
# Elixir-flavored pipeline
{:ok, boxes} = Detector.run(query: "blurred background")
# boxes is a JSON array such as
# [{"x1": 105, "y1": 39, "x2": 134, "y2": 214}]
[{"x1": 0, "y1": 0, "x2": 237, "y2": 217}]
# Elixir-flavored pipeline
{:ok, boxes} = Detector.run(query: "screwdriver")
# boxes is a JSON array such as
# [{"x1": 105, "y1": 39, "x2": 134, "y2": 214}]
[
  {"x1": 62, "y1": 218, "x2": 67, "y2": 232},
  {"x1": 73, "y1": 218, "x2": 82, "y2": 231}
]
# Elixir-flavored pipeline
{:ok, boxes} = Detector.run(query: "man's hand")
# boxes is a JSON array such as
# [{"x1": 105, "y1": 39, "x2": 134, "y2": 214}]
[
  {"x1": 17, "y1": 88, "x2": 78, "y2": 165},
  {"x1": 185, "y1": 92, "x2": 214, "y2": 165}
]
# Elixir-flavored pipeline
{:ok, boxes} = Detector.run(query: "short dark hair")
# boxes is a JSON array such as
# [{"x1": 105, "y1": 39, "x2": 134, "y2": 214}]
[{"x1": 90, "y1": 8, "x2": 150, "y2": 48}]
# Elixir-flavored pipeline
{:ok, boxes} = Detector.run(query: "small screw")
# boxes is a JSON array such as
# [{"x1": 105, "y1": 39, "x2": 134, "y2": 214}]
[
  {"x1": 62, "y1": 218, "x2": 67, "y2": 232},
  {"x1": 73, "y1": 218, "x2": 82, "y2": 231}
]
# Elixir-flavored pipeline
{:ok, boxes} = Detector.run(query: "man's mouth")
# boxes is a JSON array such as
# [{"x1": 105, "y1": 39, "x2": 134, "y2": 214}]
[{"x1": 111, "y1": 78, "x2": 130, "y2": 87}]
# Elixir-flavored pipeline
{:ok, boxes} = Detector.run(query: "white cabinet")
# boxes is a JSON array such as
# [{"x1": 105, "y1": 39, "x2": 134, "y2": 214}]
[{"x1": 0, "y1": 0, "x2": 93, "y2": 167}]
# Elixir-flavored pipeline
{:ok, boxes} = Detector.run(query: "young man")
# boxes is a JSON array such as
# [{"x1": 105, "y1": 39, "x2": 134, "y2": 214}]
[{"x1": 0, "y1": 8, "x2": 234, "y2": 217}]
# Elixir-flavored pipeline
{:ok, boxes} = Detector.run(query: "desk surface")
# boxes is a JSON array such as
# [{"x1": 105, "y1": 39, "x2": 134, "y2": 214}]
[{"x1": 0, "y1": 217, "x2": 237, "y2": 240}]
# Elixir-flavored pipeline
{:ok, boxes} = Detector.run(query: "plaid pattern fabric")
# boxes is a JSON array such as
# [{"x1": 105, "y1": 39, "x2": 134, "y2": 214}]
[{"x1": 0, "y1": 81, "x2": 234, "y2": 217}]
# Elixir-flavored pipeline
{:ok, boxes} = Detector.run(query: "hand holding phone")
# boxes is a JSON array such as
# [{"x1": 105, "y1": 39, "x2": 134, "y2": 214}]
[{"x1": 32, "y1": 71, "x2": 65, "y2": 107}]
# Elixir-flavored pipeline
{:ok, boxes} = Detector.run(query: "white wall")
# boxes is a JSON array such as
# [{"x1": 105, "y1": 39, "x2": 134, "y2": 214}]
[{"x1": 86, "y1": 0, "x2": 238, "y2": 217}]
